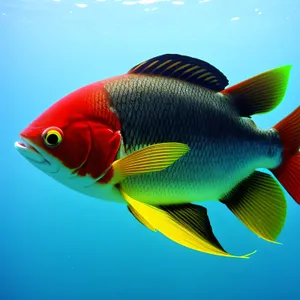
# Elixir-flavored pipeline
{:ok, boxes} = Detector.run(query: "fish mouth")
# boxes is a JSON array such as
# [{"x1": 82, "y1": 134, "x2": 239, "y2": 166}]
[{"x1": 14, "y1": 138, "x2": 59, "y2": 174}]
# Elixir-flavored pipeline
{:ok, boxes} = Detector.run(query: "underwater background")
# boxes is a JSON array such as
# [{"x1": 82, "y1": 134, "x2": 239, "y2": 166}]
[{"x1": 1, "y1": 0, "x2": 300, "y2": 299}]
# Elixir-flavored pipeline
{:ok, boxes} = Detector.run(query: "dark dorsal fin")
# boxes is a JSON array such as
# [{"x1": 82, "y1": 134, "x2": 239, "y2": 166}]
[{"x1": 128, "y1": 54, "x2": 229, "y2": 92}]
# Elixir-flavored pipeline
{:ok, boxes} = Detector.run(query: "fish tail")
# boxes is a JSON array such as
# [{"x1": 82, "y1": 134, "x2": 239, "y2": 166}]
[{"x1": 271, "y1": 106, "x2": 300, "y2": 204}]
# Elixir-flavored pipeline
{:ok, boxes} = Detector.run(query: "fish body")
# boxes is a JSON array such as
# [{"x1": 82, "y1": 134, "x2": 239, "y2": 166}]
[
  {"x1": 15, "y1": 54, "x2": 300, "y2": 258},
  {"x1": 103, "y1": 74, "x2": 282, "y2": 205}
]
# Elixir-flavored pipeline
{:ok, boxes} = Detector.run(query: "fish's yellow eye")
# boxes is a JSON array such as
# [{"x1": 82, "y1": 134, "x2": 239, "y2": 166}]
[{"x1": 42, "y1": 127, "x2": 63, "y2": 148}]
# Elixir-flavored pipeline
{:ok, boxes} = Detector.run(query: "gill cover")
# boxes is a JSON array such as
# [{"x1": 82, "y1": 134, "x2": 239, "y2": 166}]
[{"x1": 65, "y1": 121, "x2": 121, "y2": 179}]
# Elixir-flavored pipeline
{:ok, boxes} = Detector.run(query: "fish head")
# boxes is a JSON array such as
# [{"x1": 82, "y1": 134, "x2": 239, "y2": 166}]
[{"x1": 14, "y1": 82, "x2": 122, "y2": 195}]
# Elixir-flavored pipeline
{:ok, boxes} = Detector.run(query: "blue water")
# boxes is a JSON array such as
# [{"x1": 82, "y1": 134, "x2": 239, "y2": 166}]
[{"x1": 2, "y1": 0, "x2": 300, "y2": 299}]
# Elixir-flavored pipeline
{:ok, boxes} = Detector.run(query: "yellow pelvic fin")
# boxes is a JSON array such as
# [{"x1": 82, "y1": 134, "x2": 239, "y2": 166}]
[
  {"x1": 127, "y1": 205, "x2": 156, "y2": 232},
  {"x1": 111, "y1": 142, "x2": 189, "y2": 184},
  {"x1": 120, "y1": 189, "x2": 256, "y2": 259},
  {"x1": 220, "y1": 171, "x2": 287, "y2": 244}
]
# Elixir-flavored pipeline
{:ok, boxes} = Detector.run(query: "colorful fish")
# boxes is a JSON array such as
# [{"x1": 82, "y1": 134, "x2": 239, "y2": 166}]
[{"x1": 15, "y1": 54, "x2": 300, "y2": 258}]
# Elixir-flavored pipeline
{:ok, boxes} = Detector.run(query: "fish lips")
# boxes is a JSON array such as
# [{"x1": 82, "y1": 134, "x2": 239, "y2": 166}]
[{"x1": 14, "y1": 137, "x2": 60, "y2": 174}]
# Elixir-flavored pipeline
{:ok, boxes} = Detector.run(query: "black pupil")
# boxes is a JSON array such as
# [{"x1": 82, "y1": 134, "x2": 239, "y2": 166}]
[{"x1": 47, "y1": 133, "x2": 59, "y2": 145}]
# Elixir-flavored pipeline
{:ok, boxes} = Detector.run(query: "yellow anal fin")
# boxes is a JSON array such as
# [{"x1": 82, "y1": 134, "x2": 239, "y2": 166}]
[
  {"x1": 111, "y1": 142, "x2": 189, "y2": 184},
  {"x1": 220, "y1": 171, "x2": 287, "y2": 244},
  {"x1": 121, "y1": 189, "x2": 256, "y2": 259},
  {"x1": 128, "y1": 205, "x2": 156, "y2": 232}
]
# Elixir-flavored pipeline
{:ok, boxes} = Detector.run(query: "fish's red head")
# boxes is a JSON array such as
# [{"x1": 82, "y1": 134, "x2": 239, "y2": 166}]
[{"x1": 15, "y1": 81, "x2": 121, "y2": 189}]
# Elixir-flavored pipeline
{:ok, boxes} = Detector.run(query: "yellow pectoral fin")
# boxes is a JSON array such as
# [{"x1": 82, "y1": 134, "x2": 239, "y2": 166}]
[
  {"x1": 111, "y1": 142, "x2": 189, "y2": 184},
  {"x1": 120, "y1": 189, "x2": 256, "y2": 259}
]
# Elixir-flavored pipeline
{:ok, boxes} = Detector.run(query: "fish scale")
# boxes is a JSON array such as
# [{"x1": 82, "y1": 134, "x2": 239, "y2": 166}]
[{"x1": 104, "y1": 74, "x2": 282, "y2": 205}]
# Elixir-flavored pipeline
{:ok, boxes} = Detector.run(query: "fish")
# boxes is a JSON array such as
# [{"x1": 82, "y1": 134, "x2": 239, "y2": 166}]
[{"x1": 15, "y1": 54, "x2": 300, "y2": 259}]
